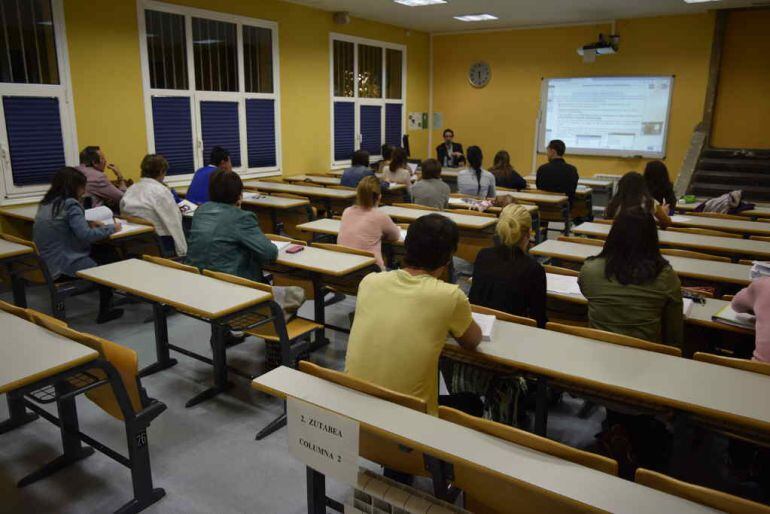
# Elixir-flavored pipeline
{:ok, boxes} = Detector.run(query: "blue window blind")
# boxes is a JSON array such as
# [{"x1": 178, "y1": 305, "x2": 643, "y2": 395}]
[
  {"x1": 385, "y1": 103, "x2": 402, "y2": 148},
  {"x1": 3, "y1": 96, "x2": 65, "y2": 186},
  {"x1": 200, "y1": 100, "x2": 241, "y2": 167},
  {"x1": 151, "y1": 96, "x2": 194, "y2": 176},
  {"x1": 333, "y1": 101, "x2": 354, "y2": 162},
  {"x1": 246, "y1": 99, "x2": 276, "y2": 168},
  {"x1": 359, "y1": 105, "x2": 382, "y2": 155}
]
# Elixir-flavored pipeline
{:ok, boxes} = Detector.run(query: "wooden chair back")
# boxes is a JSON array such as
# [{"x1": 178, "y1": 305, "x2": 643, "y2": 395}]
[
  {"x1": 143, "y1": 254, "x2": 200, "y2": 274},
  {"x1": 749, "y1": 235, "x2": 770, "y2": 243},
  {"x1": 694, "y1": 352, "x2": 770, "y2": 376},
  {"x1": 25, "y1": 308, "x2": 68, "y2": 329},
  {"x1": 120, "y1": 215, "x2": 154, "y2": 227},
  {"x1": 393, "y1": 202, "x2": 439, "y2": 211},
  {"x1": 264, "y1": 234, "x2": 307, "y2": 245},
  {"x1": 328, "y1": 185, "x2": 355, "y2": 191},
  {"x1": 312, "y1": 242, "x2": 375, "y2": 258},
  {"x1": 471, "y1": 304, "x2": 536, "y2": 327},
  {"x1": 635, "y1": 469, "x2": 770, "y2": 514},
  {"x1": 667, "y1": 227, "x2": 742, "y2": 239},
  {"x1": 688, "y1": 211, "x2": 750, "y2": 221},
  {"x1": 558, "y1": 236, "x2": 604, "y2": 247},
  {"x1": 0, "y1": 299, "x2": 33, "y2": 320},
  {"x1": 298, "y1": 361, "x2": 430, "y2": 477},
  {"x1": 594, "y1": 219, "x2": 614, "y2": 225},
  {"x1": 451, "y1": 209, "x2": 497, "y2": 218},
  {"x1": 660, "y1": 248, "x2": 730, "y2": 263},
  {"x1": 543, "y1": 265, "x2": 579, "y2": 277},
  {"x1": 546, "y1": 322, "x2": 682, "y2": 357}
]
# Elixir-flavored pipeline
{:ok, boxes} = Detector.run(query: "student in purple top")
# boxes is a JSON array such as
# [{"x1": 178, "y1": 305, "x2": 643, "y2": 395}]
[{"x1": 186, "y1": 146, "x2": 232, "y2": 205}]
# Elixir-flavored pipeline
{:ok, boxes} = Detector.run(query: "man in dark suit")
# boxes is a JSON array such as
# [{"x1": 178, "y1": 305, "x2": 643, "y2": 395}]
[
  {"x1": 436, "y1": 128, "x2": 465, "y2": 168},
  {"x1": 536, "y1": 139, "x2": 579, "y2": 203}
]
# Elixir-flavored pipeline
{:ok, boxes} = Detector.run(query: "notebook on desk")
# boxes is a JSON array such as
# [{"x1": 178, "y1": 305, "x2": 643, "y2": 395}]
[
  {"x1": 471, "y1": 312, "x2": 496, "y2": 341},
  {"x1": 712, "y1": 304, "x2": 756, "y2": 330}
]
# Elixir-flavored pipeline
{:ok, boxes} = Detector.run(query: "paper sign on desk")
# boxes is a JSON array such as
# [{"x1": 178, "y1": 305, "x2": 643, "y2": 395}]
[
  {"x1": 472, "y1": 312, "x2": 496, "y2": 341},
  {"x1": 287, "y1": 397, "x2": 359, "y2": 485}
]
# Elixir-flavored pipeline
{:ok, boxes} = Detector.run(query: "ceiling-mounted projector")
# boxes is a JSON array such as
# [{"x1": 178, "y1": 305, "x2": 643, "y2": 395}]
[{"x1": 577, "y1": 33, "x2": 620, "y2": 63}]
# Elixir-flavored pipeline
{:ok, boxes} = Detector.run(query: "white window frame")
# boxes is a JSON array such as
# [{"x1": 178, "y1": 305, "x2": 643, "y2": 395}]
[
  {"x1": 137, "y1": 0, "x2": 282, "y2": 185},
  {"x1": 0, "y1": 0, "x2": 78, "y2": 203},
  {"x1": 329, "y1": 33, "x2": 406, "y2": 169}
]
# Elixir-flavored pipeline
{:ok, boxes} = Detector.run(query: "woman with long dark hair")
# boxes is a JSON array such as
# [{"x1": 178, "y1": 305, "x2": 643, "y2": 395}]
[
  {"x1": 578, "y1": 207, "x2": 683, "y2": 346},
  {"x1": 489, "y1": 150, "x2": 526, "y2": 190},
  {"x1": 644, "y1": 160, "x2": 676, "y2": 212},
  {"x1": 33, "y1": 167, "x2": 123, "y2": 323},
  {"x1": 457, "y1": 146, "x2": 496, "y2": 199},
  {"x1": 605, "y1": 171, "x2": 671, "y2": 228}
]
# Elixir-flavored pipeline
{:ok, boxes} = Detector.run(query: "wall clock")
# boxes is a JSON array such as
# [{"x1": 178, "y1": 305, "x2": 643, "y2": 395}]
[{"x1": 468, "y1": 61, "x2": 491, "y2": 88}]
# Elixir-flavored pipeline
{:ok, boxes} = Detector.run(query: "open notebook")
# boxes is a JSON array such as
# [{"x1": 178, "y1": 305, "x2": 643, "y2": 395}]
[{"x1": 712, "y1": 304, "x2": 756, "y2": 330}]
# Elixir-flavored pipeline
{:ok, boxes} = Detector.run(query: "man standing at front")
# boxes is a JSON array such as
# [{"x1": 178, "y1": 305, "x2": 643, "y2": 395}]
[{"x1": 536, "y1": 139, "x2": 579, "y2": 204}]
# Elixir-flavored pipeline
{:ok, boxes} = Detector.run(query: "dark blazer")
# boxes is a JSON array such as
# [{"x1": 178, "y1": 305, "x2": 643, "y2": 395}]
[
  {"x1": 535, "y1": 158, "x2": 579, "y2": 203},
  {"x1": 436, "y1": 142, "x2": 465, "y2": 168}
]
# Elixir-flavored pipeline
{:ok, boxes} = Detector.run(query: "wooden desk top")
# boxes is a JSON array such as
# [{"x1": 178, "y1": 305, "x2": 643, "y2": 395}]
[
  {"x1": 501, "y1": 190, "x2": 569, "y2": 206},
  {"x1": 447, "y1": 318, "x2": 770, "y2": 434},
  {"x1": 241, "y1": 193, "x2": 310, "y2": 210},
  {"x1": 671, "y1": 215, "x2": 770, "y2": 236},
  {"x1": 0, "y1": 311, "x2": 98, "y2": 394},
  {"x1": 285, "y1": 174, "x2": 406, "y2": 192},
  {"x1": 243, "y1": 180, "x2": 356, "y2": 200},
  {"x1": 77, "y1": 259, "x2": 272, "y2": 319},
  {"x1": 270, "y1": 240, "x2": 376, "y2": 276},
  {"x1": 531, "y1": 239, "x2": 751, "y2": 286},
  {"x1": 0, "y1": 239, "x2": 33, "y2": 260},
  {"x1": 253, "y1": 366, "x2": 715, "y2": 514},
  {"x1": 379, "y1": 205, "x2": 497, "y2": 230},
  {"x1": 574, "y1": 222, "x2": 770, "y2": 259}
]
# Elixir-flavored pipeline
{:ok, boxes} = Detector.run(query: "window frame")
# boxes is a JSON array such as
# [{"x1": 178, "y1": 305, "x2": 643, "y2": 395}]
[
  {"x1": 329, "y1": 33, "x2": 406, "y2": 169},
  {"x1": 0, "y1": 0, "x2": 78, "y2": 202},
  {"x1": 137, "y1": 0, "x2": 282, "y2": 185}
]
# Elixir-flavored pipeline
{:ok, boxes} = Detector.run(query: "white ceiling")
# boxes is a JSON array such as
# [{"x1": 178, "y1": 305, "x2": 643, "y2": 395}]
[{"x1": 287, "y1": 0, "x2": 757, "y2": 33}]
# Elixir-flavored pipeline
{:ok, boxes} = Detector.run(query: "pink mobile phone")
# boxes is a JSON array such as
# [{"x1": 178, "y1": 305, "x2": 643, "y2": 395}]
[{"x1": 286, "y1": 245, "x2": 305, "y2": 254}]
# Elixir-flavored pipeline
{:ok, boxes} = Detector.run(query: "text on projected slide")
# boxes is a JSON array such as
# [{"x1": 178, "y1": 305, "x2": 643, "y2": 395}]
[{"x1": 540, "y1": 76, "x2": 673, "y2": 158}]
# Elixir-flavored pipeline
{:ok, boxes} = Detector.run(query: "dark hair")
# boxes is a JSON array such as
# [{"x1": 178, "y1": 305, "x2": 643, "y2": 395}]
[
  {"x1": 404, "y1": 214, "x2": 459, "y2": 271},
  {"x1": 605, "y1": 172, "x2": 655, "y2": 218},
  {"x1": 389, "y1": 147, "x2": 407, "y2": 173},
  {"x1": 489, "y1": 150, "x2": 515, "y2": 184},
  {"x1": 381, "y1": 144, "x2": 394, "y2": 160},
  {"x1": 140, "y1": 154, "x2": 169, "y2": 179},
  {"x1": 466, "y1": 145, "x2": 483, "y2": 196},
  {"x1": 351, "y1": 150, "x2": 370, "y2": 168},
  {"x1": 443, "y1": 129, "x2": 454, "y2": 138},
  {"x1": 644, "y1": 161, "x2": 676, "y2": 207},
  {"x1": 79, "y1": 146, "x2": 101, "y2": 166},
  {"x1": 547, "y1": 139, "x2": 566, "y2": 157},
  {"x1": 209, "y1": 146, "x2": 230, "y2": 166},
  {"x1": 594, "y1": 207, "x2": 668, "y2": 285},
  {"x1": 420, "y1": 158, "x2": 442, "y2": 180},
  {"x1": 41, "y1": 167, "x2": 87, "y2": 217},
  {"x1": 209, "y1": 169, "x2": 243, "y2": 204}
]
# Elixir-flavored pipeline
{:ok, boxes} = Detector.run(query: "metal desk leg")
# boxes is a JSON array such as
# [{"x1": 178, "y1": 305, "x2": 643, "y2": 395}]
[
  {"x1": 563, "y1": 205, "x2": 572, "y2": 236},
  {"x1": 138, "y1": 303, "x2": 178, "y2": 377},
  {"x1": 270, "y1": 209, "x2": 280, "y2": 234},
  {"x1": 534, "y1": 376, "x2": 549, "y2": 437},
  {"x1": 185, "y1": 323, "x2": 233, "y2": 407},
  {"x1": 17, "y1": 382, "x2": 94, "y2": 487},
  {"x1": 532, "y1": 212, "x2": 542, "y2": 244},
  {"x1": 6, "y1": 263, "x2": 27, "y2": 307},
  {"x1": 0, "y1": 393, "x2": 38, "y2": 434},
  {"x1": 307, "y1": 467, "x2": 327, "y2": 514},
  {"x1": 310, "y1": 274, "x2": 330, "y2": 350}
]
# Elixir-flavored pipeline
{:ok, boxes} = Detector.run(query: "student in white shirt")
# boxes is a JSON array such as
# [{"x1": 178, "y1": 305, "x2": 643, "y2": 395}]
[
  {"x1": 457, "y1": 146, "x2": 496, "y2": 199},
  {"x1": 120, "y1": 154, "x2": 187, "y2": 256}
]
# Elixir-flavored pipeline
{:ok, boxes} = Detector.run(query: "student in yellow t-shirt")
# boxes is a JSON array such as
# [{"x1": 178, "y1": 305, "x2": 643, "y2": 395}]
[{"x1": 344, "y1": 213, "x2": 482, "y2": 416}]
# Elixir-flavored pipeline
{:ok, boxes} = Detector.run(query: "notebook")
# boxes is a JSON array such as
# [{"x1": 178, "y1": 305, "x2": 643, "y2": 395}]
[
  {"x1": 546, "y1": 274, "x2": 582, "y2": 296},
  {"x1": 177, "y1": 199, "x2": 197, "y2": 216},
  {"x1": 84, "y1": 206, "x2": 115, "y2": 226},
  {"x1": 471, "y1": 312, "x2": 496, "y2": 341},
  {"x1": 712, "y1": 304, "x2": 756, "y2": 330}
]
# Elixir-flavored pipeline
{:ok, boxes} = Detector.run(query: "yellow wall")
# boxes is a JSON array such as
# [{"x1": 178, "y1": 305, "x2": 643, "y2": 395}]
[
  {"x1": 62, "y1": 0, "x2": 430, "y2": 181},
  {"x1": 711, "y1": 8, "x2": 770, "y2": 149},
  {"x1": 431, "y1": 13, "x2": 714, "y2": 179}
]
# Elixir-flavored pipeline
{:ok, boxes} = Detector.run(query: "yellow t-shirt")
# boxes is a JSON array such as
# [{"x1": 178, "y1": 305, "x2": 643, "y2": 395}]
[{"x1": 344, "y1": 270, "x2": 473, "y2": 415}]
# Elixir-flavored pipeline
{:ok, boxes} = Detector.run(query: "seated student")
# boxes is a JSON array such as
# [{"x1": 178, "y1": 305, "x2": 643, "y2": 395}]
[
  {"x1": 341, "y1": 150, "x2": 375, "y2": 188},
  {"x1": 489, "y1": 150, "x2": 527, "y2": 190},
  {"x1": 377, "y1": 144, "x2": 393, "y2": 173},
  {"x1": 469, "y1": 204, "x2": 547, "y2": 327},
  {"x1": 731, "y1": 278, "x2": 770, "y2": 362},
  {"x1": 186, "y1": 146, "x2": 232, "y2": 205},
  {"x1": 76, "y1": 145, "x2": 127, "y2": 210},
  {"x1": 411, "y1": 158, "x2": 450, "y2": 210},
  {"x1": 33, "y1": 167, "x2": 123, "y2": 323},
  {"x1": 345, "y1": 214, "x2": 482, "y2": 416},
  {"x1": 578, "y1": 208, "x2": 683, "y2": 347},
  {"x1": 338, "y1": 176, "x2": 401, "y2": 270},
  {"x1": 457, "y1": 146, "x2": 496, "y2": 199},
  {"x1": 535, "y1": 139, "x2": 579, "y2": 204},
  {"x1": 381, "y1": 147, "x2": 412, "y2": 194},
  {"x1": 120, "y1": 154, "x2": 187, "y2": 257},
  {"x1": 605, "y1": 172, "x2": 671, "y2": 228},
  {"x1": 186, "y1": 170, "x2": 277, "y2": 282},
  {"x1": 644, "y1": 160, "x2": 677, "y2": 213},
  {"x1": 436, "y1": 128, "x2": 465, "y2": 168}
]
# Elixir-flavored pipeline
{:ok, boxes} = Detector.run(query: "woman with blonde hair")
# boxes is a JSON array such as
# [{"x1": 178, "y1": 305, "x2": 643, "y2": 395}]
[
  {"x1": 338, "y1": 175, "x2": 401, "y2": 270},
  {"x1": 469, "y1": 203, "x2": 547, "y2": 327}
]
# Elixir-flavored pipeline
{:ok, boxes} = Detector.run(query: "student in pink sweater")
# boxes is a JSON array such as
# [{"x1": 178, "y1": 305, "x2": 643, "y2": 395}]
[
  {"x1": 731, "y1": 276, "x2": 770, "y2": 362},
  {"x1": 338, "y1": 176, "x2": 401, "y2": 270}
]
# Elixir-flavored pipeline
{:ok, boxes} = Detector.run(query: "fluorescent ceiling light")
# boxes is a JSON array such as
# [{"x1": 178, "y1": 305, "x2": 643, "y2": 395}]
[
  {"x1": 682, "y1": 0, "x2": 720, "y2": 3},
  {"x1": 454, "y1": 14, "x2": 498, "y2": 22},
  {"x1": 394, "y1": 0, "x2": 446, "y2": 5}
]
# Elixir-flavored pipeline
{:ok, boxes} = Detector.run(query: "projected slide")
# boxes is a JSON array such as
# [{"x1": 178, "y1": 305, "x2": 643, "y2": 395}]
[{"x1": 538, "y1": 76, "x2": 674, "y2": 158}]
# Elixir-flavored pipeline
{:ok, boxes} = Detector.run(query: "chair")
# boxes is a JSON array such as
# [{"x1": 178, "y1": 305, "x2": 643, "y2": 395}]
[
  {"x1": 263, "y1": 193, "x2": 317, "y2": 241},
  {"x1": 542, "y1": 265, "x2": 587, "y2": 326},
  {"x1": 0, "y1": 298, "x2": 33, "y2": 321},
  {"x1": 546, "y1": 322, "x2": 682, "y2": 357},
  {"x1": 543, "y1": 264, "x2": 579, "y2": 277},
  {"x1": 115, "y1": 215, "x2": 166, "y2": 257},
  {"x1": 667, "y1": 227, "x2": 742, "y2": 239},
  {"x1": 660, "y1": 248, "x2": 730, "y2": 263},
  {"x1": 471, "y1": 304, "x2": 536, "y2": 327},
  {"x1": 635, "y1": 469, "x2": 770, "y2": 514},
  {"x1": 750, "y1": 235, "x2": 770, "y2": 243},
  {"x1": 438, "y1": 406, "x2": 616, "y2": 513},
  {"x1": 310, "y1": 243, "x2": 378, "y2": 297},
  {"x1": 594, "y1": 219, "x2": 614, "y2": 225},
  {"x1": 262, "y1": 235, "x2": 314, "y2": 298},
  {"x1": 694, "y1": 352, "x2": 770, "y2": 377},
  {"x1": 688, "y1": 212, "x2": 750, "y2": 221},
  {"x1": 451, "y1": 209, "x2": 497, "y2": 218},
  {"x1": 393, "y1": 202, "x2": 439, "y2": 211},
  {"x1": 143, "y1": 254, "x2": 200, "y2": 274},
  {"x1": 558, "y1": 236, "x2": 604, "y2": 247}
]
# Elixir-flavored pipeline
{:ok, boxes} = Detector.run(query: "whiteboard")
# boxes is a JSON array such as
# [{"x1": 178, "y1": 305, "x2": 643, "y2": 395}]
[{"x1": 537, "y1": 76, "x2": 674, "y2": 158}]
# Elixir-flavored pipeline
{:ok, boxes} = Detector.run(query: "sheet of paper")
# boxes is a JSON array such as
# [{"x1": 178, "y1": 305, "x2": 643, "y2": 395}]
[
  {"x1": 114, "y1": 221, "x2": 146, "y2": 234},
  {"x1": 399, "y1": 229, "x2": 408, "y2": 242},
  {"x1": 546, "y1": 274, "x2": 582, "y2": 296},
  {"x1": 407, "y1": 162, "x2": 418, "y2": 175},
  {"x1": 471, "y1": 312, "x2": 496, "y2": 341},
  {"x1": 712, "y1": 304, "x2": 756, "y2": 329},
  {"x1": 177, "y1": 199, "x2": 197, "y2": 215},
  {"x1": 682, "y1": 298, "x2": 694, "y2": 319},
  {"x1": 85, "y1": 206, "x2": 114, "y2": 226},
  {"x1": 670, "y1": 215, "x2": 692, "y2": 223},
  {"x1": 272, "y1": 241, "x2": 291, "y2": 252}
]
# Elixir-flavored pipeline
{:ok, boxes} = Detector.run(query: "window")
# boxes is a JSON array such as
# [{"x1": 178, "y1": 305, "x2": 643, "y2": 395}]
[
  {"x1": 330, "y1": 34, "x2": 405, "y2": 167},
  {"x1": 0, "y1": 0, "x2": 77, "y2": 199},
  {"x1": 139, "y1": 1, "x2": 280, "y2": 180}
]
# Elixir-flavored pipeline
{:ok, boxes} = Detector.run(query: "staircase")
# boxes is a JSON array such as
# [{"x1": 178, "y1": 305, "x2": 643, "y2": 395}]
[{"x1": 689, "y1": 149, "x2": 770, "y2": 202}]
